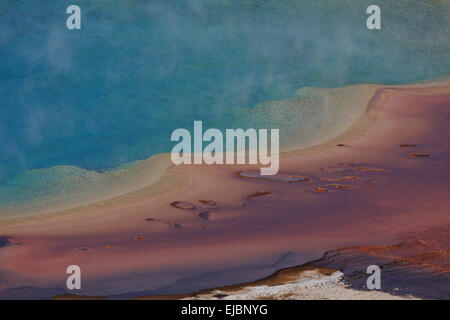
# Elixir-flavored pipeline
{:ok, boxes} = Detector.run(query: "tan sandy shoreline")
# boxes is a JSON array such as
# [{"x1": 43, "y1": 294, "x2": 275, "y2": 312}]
[{"x1": 0, "y1": 82, "x2": 449, "y2": 299}]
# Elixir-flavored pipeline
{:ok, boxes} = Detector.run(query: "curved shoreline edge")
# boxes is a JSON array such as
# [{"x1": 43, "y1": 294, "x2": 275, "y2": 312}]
[{"x1": 1, "y1": 77, "x2": 449, "y2": 222}]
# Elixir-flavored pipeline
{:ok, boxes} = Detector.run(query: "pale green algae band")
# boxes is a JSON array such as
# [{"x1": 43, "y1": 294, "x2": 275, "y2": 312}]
[
  {"x1": 0, "y1": 153, "x2": 172, "y2": 218},
  {"x1": 240, "y1": 77, "x2": 450, "y2": 152},
  {"x1": 240, "y1": 84, "x2": 378, "y2": 151},
  {"x1": 1, "y1": 78, "x2": 448, "y2": 219}
]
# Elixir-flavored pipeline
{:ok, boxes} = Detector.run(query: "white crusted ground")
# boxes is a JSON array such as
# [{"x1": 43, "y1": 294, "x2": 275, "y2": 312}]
[{"x1": 184, "y1": 270, "x2": 419, "y2": 300}]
